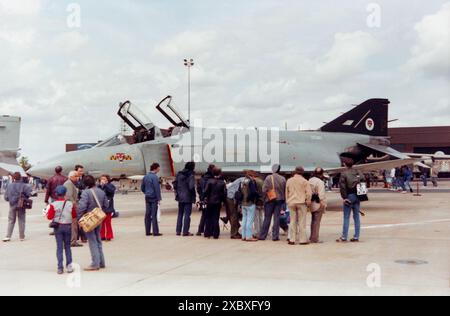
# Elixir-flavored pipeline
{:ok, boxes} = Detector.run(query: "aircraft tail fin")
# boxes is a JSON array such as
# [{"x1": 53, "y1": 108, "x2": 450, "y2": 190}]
[
  {"x1": 320, "y1": 99, "x2": 389, "y2": 137},
  {"x1": 0, "y1": 116, "x2": 21, "y2": 150}
]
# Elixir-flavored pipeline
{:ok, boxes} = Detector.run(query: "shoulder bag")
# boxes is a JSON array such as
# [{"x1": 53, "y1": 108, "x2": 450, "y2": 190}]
[{"x1": 78, "y1": 189, "x2": 107, "y2": 233}]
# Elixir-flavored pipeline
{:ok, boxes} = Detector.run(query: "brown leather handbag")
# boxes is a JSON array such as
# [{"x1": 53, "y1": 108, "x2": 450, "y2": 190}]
[{"x1": 266, "y1": 175, "x2": 277, "y2": 202}]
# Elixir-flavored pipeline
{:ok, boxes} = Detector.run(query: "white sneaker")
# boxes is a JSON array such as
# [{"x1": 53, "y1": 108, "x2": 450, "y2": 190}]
[
  {"x1": 66, "y1": 265, "x2": 74, "y2": 274},
  {"x1": 19, "y1": 238, "x2": 25, "y2": 242},
  {"x1": 3, "y1": 238, "x2": 11, "y2": 242}
]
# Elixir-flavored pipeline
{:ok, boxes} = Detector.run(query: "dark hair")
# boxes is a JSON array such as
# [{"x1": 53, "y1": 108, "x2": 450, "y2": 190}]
[
  {"x1": 150, "y1": 163, "x2": 160, "y2": 171},
  {"x1": 55, "y1": 166, "x2": 63, "y2": 174},
  {"x1": 213, "y1": 167, "x2": 222, "y2": 177},
  {"x1": 344, "y1": 159, "x2": 354, "y2": 168},
  {"x1": 185, "y1": 161, "x2": 195, "y2": 171},
  {"x1": 12, "y1": 172, "x2": 22, "y2": 181},
  {"x1": 100, "y1": 175, "x2": 111, "y2": 183},
  {"x1": 84, "y1": 175, "x2": 96, "y2": 188},
  {"x1": 75, "y1": 165, "x2": 84, "y2": 171},
  {"x1": 295, "y1": 166, "x2": 305, "y2": 175},
  {"x1": 207, "y1": 164, "x2": 216, "y2": 173},
  {"x1": 314, "y1": 168, "x2": 324, "y2": 177}
]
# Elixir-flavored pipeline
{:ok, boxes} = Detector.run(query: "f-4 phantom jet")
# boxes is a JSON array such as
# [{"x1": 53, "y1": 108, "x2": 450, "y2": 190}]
[{"x1": 29, "y1": 97, "x2": 429, "y2": 181}]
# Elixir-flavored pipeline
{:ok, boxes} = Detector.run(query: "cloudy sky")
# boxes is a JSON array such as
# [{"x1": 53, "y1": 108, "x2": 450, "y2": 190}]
[{"x1": 1, "y1": 0, "x2": 449, "y2": 164}]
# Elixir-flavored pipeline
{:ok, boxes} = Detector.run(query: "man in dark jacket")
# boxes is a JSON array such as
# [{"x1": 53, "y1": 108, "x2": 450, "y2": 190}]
[
  {"x1": 45, "y1": 166, "x2": 68, "y2": 204},
  {"x1": 141, "y1": 163, "x2": 162, "y2": 236},
  {"x1": 337, "y1": 158, "x2": 364, "y2": 243},
  {"x1": 3, "y1": 172, "x2": 33, "y2": 242},
  {"x1": 204, "y1": 168, "x2": 227, "y2": 239},
  {"x1": 174, "y1": 162, "x2": 196, "y2": 236},
  {"x1": 196, "y1": 164, "x2": 215, "y2": 236}
]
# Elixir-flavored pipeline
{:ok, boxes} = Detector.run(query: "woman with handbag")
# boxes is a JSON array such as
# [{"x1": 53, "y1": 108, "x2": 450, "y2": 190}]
[
  {"x1": 3, "y1": 172, "x2": 33, "y2": 242},
  {"x1": 47, "y1": 186, "x2": 77, "y2": 275},
  {"x1": 99, "y1": 175, "x2": 116, "y2": 241},
  {"x1": 78, "y1": 175, "x2": 109, "y2": 271}
]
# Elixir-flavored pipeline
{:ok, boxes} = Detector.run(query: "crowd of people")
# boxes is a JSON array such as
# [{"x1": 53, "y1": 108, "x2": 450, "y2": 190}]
[
  {"x1": 143, "y1": 159, "x2": 363, "y2": 247},
  {"x1": 1, "y1": 158, "x2": 442, "y2": 275},
  {"x1": 2, "y1": 165, "x2": 116, "y2": 274}
]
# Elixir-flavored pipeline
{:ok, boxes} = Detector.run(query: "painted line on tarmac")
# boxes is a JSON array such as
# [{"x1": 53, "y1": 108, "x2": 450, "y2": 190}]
[{"x1": 363, "y1": 219, "x2": 450, "y2": 230}]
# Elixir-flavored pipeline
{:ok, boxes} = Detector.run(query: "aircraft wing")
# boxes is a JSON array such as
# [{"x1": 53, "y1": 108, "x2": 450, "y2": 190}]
[
  {"x1": 358, "y1": 143, "x2": 412, "y2": 159},
  {"x1": 405, "y1": 153, "x2": 450, "y2": 160},
  {"x1": 325, "y1": 158, "x2": 418, "y2": 175},
  {"x1": 0, "y1": 162, "x2": 26, "y2": 177}
]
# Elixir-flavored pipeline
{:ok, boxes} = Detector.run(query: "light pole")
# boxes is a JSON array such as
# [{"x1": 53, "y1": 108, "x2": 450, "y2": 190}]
[{"x1": 184, "y1": 58, "x2": 194, "y2": 122}]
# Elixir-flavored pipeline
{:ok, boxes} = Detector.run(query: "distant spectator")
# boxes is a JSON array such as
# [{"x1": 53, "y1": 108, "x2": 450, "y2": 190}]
[
  {"x1": 286, "y1": 167, "x2": 312, "y2": 245},
  {"x1": 174, "y1": 162, "x2": 196, "y2": 237},
  {"x1": 45, "y1": 166, "x2": 68, "y2": 204},
  {"x1": 203, "y1": 168, "x2": 227, "y2": 239},
  {"x1": 3, "y1": 172, "x2": 32, "y2": 242},
  {"x1": 78, "y1": 175, "x2": 109, "y2": 271},
  {"x1": 99, "y1": 175, "x2": 116, "y2": 241},
  {"x1": 141, "y1": 163, "x2": 163, "y2": 237}
]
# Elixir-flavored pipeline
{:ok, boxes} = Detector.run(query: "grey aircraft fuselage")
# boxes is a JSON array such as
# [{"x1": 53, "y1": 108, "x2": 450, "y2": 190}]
[{"x1": 28, "y1": 127, "x2": 372, "y2": 180}]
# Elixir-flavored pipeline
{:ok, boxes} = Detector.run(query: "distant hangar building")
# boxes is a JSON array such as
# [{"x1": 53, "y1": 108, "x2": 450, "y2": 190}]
[{"x1": 389, "y1": 126, "x2": 450, "y2": 154}]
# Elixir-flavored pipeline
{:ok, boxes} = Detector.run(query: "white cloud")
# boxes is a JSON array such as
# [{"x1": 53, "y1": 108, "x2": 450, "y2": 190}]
[
  {"x1": 0, "y1": 28, "x2": 36, "y2": 47},
  {"x1": 53, "y1": 31, "x2": 89, "y2": 53},
  {"x1": 323, "y1": 94, "x2": 356, "y2": 109},
  {"x1": 153, "y1": 31, "x2": 217, "y2": 57},
  {"x1": 0, "y1": 0, "x2": 42, "y2": 16},
  {"x1": 405, "y1": 2, "x2": 450, "y2": 78},
  {"x1": 315, "y1": 31, "x2": 381, "y2": 81}
]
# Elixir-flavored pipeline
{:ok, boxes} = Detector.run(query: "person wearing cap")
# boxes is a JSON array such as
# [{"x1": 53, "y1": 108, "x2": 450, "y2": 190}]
[
  {"x1": 47, "y1": 185, "x2": 77, "y2": 275},
  {"x1": 260, "y1": 164, "x2": 286, "y2": 241},
  {"x1": 3, "y1": 172, "x2": 33, "y2": 242},
  {"x1": 286, "y1": 166, "x2": 312, "y2": 245},
  {"x1": 309, "y1": 168, "x2": 327, "y2": 243}
]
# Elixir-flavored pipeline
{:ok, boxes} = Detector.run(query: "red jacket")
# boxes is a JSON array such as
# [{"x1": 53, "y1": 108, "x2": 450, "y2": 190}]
[
  {"x1": 47, "y1": 198, "x2": 77, "y2": 221},
  {"x1": 45, "y1": 174, "x2": 68, "y2": 204}
]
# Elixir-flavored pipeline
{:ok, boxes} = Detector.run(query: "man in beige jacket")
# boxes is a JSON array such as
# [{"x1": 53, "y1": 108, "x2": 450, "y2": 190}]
[
  {"x1": 309, "y1": 168, "x2": 327, "y2": 243},
  {"x1": 286, "y1": 166, "x2": 312, "y2": 245},
  {"x1": 64, "y1": 171, "x2": 81, "y2": 247}
]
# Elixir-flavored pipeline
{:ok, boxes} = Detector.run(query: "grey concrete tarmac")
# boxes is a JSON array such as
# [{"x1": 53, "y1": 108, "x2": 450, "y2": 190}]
[{"x1": 0, "y1": 189, "x2": 449, "y2": 296}]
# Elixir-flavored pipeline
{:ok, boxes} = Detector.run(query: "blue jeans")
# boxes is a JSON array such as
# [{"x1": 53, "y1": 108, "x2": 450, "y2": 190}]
[
  {"x1": 404, "y1": 177, "x2": 413, "y2": 191},
  {"x1": 242, "y1": 204, "x2": 256, "y2": 240},
  {"x1": 260, "y1": 201, "x2": 283, "y2": 240},
  {"x1": 342, "y1": 194, "x2": 361, "y2": 240},
  {"x1": 55, "y1": 224, "x2": 72, "y2": 270},
  {"x1": 86, "y1": 226, "x2": 105, "y2": 268},
  {"x1": 177, "y1": 202, "x2": 193, "y2": 235},
  {"x1": 145, "y1": 198, "x2": 159, "y2": 235}
]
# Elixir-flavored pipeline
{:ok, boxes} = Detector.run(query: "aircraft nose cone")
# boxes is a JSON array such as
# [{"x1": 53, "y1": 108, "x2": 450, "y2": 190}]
[
  {"x1": 28, "y1": 161, "x2": 58, "y2": 179},
  {"x1": 28, "y1": 164, "x2": 52, "y2": 178}
]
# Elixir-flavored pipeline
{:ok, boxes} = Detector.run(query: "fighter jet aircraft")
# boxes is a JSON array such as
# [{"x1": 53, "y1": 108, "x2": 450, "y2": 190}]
[
  {"x1": 29, "y1": 96, "x2": 430, "y2": 182},
  {"x1": 0, "y1": 116, "x2": 25, "y2": 176}
]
